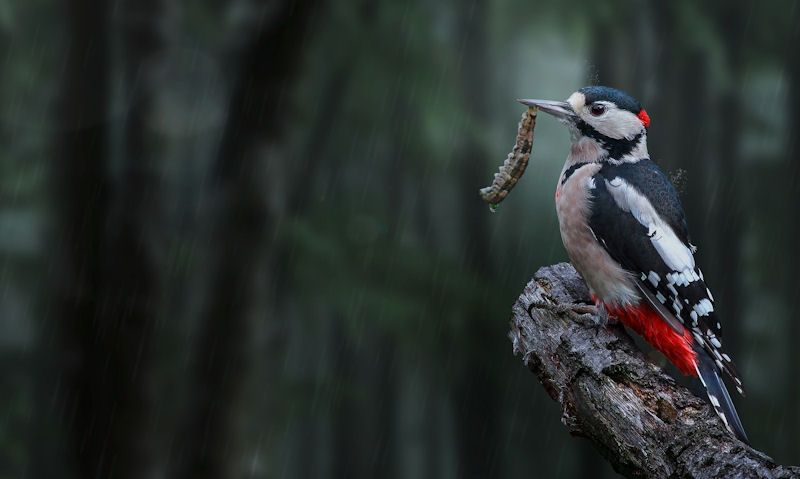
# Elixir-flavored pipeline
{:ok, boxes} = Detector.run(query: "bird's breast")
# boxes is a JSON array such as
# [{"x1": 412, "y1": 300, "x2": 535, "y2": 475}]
[{"x1": 556, "y1": 161, "x2": 639, "y2": 306}]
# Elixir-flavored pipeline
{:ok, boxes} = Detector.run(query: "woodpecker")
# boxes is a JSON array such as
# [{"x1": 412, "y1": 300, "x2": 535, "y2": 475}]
[{"x1": 520, "y1": 86, "x2": 748, "y2": 443}]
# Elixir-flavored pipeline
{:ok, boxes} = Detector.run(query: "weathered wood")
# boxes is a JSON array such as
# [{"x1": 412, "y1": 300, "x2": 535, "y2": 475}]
[{"x1": 510, "y1": 263, "x2": 800, "y2": 479}]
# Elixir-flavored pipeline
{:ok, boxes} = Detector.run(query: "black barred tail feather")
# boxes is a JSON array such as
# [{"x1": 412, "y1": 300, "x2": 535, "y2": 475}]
[{"x1": 695, "y1": 346, "x2": 749, "y2": 444}]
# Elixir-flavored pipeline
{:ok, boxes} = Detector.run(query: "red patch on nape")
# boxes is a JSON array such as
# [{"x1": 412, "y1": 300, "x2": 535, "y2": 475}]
[
  {"x1": 637, "y1": 109, "x2": 651, "y2": 128},
  {"x1": 604, "y1": 301, "x2": 697, "y2": 376}
]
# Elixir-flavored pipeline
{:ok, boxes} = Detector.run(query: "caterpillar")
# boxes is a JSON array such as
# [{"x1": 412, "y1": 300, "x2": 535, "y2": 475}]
[{"x1": 479, "y1": 106, "x2": 538, "y2": 209}]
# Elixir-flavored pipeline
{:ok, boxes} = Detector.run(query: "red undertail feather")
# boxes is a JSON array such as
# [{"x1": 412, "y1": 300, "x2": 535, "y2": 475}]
[{"x1": 604, "y1": 301, "x2": 697, "y2": 376}]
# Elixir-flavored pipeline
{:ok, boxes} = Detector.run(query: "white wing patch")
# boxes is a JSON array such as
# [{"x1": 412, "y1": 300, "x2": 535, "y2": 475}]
[
  {"x1": 693, "y1": 298, "x2": 714, "y2": 317},
  {"x1": 605, "y1": 177, "x2": 695, "y2": 272},
  {"x1": 595, "y1": 173, "x2": 743, "y2": 394}
]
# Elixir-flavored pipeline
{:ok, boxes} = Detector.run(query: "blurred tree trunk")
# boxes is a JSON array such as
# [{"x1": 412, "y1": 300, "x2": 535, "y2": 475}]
[
  {"x1": 175, "y1": 1, "x2": 321, "y2": 478},
  {"x1": 675, "y1": 51, "x2": 710, "y2": 245},
  {"x1": 652, "y1": 0, "x2": 713, "y2": 242},
  {"x1": 332, "y1": 319, "x2": 361, "y2": 479},
  {"x1": 411, "y1": 157, "x2": 441, "y2": 479},
  {"x1": 41, "y1": 0, "x2": 161, "y2": 477},
  {"x1": 784, "y1": 1, "x2": 800, "y2": 461},
  {"x1": 284, "y1": 54, "x2": 355, "y2": 479},
  {"x1": 97, "y1": 0, "x2": 164, "y2": 474},
  {"x1": 588, "y1": 31, "x2": 620, "y2": 87},
  {"x1": 369, "y1": 103, "x2": 412, "y2": 478},
  {"x1": 587, "y1": 10, "x2": 627, "y2": 90},
  {"x1": 274, "y1": 60, "x2": 351, "y2": 297},
  {"x1": 276, "y1": 0, "x2": 373, "y2": 286},
  {"x1": 453, "y1": 1, "x2": 502, "y2": 477},
  {"x1": 649, "y1": 0, "x2": 680, "y2": 168},
  {"x1": 709, "y1": 1, "x2": 746, "y2": 360},
  {"x1": 45, "y1": 1, "x2": 111, "y2": 475},
  {"x1": 275, "y1": 4, "x2": 374, "y2": 477}
]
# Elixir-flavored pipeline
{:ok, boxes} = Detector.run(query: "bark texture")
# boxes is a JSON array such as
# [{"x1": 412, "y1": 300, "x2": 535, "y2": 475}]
[{"x1": 510, "y1": 263, "x2": 800, "y2": 479}]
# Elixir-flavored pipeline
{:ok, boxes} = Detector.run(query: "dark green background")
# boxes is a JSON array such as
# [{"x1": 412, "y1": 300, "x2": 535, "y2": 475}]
[{"x1": 2, "y1": 0, "x2": 798, "y2": 477}]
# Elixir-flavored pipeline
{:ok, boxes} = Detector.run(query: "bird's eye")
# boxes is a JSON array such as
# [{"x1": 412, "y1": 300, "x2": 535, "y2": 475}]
[{"x1": 589, "y1": 104, "x2": 606, "y2": 116}]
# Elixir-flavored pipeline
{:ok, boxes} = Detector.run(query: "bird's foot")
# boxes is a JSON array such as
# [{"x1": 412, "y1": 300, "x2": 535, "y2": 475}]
[
  {"x1": 593, "y1": 302, "x2": 617, "y2": 327},
  {"x1": 527, "y1": 300, "x2": 596, "y2": 319},
  {"x1": 527, "y1": 299, "x2": 616, "y2": 327}
]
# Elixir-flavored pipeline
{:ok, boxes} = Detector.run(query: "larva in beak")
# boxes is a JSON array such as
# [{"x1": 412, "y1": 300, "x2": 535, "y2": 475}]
[{"x1": 479, "y1": 106, "x2": 537, "y2": 209}]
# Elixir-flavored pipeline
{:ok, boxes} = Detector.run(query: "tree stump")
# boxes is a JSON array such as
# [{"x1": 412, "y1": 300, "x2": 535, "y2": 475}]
[{"x1": 509, "y1": 263, "x2": 799, "y2": 478}]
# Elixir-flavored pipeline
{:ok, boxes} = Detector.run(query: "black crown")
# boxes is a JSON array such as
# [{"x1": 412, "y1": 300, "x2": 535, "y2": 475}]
[{"x1": 579, "y1": 86, "x2": 642, "y2": 114}]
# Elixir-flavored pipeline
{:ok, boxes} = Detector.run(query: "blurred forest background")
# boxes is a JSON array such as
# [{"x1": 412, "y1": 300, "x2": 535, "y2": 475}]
[{"x1": 1, "y1": 0, "x2": 799, "y2": 477}]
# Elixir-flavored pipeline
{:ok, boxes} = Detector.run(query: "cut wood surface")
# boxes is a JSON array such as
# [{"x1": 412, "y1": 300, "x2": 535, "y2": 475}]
[{"x1": 510, "y1": 263, "x2": 800, "y2": 478}]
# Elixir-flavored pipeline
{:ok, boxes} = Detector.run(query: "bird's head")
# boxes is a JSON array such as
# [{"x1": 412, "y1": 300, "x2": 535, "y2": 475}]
[{"x1": 519, "y1": 86, "x2": 650, "y2": 161}]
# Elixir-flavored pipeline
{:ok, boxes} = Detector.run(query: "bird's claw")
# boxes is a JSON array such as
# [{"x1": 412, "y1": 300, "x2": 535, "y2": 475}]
[
  {"x1": 527, "y1": 299, "x2": 616, "y2": 327},
  {"x1": 527, "y1": 300, "x2": 595, "y2": 318}
]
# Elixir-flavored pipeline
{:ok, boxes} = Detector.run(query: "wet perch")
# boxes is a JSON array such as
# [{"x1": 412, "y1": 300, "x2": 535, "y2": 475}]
[
  {"x1": 479, "y1": 106, "x2": 538, "y2": 206},
  {"x1": 511, "y1": 263, "x2": 800, "y2": 478}
]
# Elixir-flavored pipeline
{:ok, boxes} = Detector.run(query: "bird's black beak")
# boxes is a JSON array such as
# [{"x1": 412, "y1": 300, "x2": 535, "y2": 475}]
[{"x1": 517, "y1": 99, "x2": 577, "y2": 123}]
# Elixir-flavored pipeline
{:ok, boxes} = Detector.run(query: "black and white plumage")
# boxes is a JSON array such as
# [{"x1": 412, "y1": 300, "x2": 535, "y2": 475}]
[
  {"x1": 589, "y1": 160, "x2": 741, "y2": 386},
  {"x1": 588, "y1": 159, "x2": 746, "y2": 439},
  {"x1": 519, "y1": 86, "x2": 748, "y2": 443}
]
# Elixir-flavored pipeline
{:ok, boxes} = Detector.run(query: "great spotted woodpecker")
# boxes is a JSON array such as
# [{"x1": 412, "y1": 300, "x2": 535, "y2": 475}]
[{"x1": 520, "y1": 86, "x2": 748, "y2": 443}]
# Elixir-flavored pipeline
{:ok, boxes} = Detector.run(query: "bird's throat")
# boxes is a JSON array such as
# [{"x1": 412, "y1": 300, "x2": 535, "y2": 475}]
[{"x1": 574, "y1": 120, "x2": 648, "y2": 163}]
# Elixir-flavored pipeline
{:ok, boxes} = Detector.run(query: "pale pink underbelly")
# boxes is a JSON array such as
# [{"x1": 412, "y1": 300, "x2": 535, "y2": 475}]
[{"x1": 555, "y1": 164, "x2": 639, "y2": 307}]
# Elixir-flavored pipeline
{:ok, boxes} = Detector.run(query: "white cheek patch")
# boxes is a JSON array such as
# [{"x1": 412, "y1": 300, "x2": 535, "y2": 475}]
[
  {"x1": 584, "y1": 107, "x2": 644, "y2": 140},
  {"x1": 567, "y1": 92, "x2": 586, "y2": 112}
]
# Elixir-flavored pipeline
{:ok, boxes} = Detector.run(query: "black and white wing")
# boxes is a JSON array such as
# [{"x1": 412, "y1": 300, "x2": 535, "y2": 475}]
[
  {"x1": 588, "y1": 159, "x2": 748, "y2": 442},
  {"x1": 587, "y1": 160, "x2": 742, "y2": 390}
]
